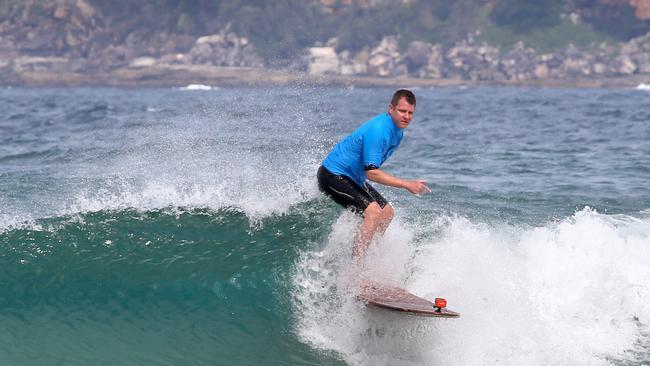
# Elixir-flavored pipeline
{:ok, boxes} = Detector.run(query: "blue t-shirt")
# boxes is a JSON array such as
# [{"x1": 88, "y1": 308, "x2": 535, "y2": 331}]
[{"x1": 322, "y1": 113, "x2": 404, "y2": 186}]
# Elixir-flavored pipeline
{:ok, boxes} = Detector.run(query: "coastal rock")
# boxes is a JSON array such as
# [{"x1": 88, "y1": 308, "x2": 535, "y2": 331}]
[
  {"x1": 367, "y1": 53, "x2": 392, "y2": 76},
  {"x1": 367, "y1": 36, "x2": 406, "y2": 77},
  {"x1": 534, "y1": 63, "x2": 550, "y2": 79},
  {"x1": 3, "y1": 1, "x2": 650, "y2": 85},
  {"x1": 196, "y1": 34, "x2": 224, "y2": 45},
  {"x1": 13, "y1": 56, "x2": 69, "y2": 73},
  {"x1": 339, "y1": 49, "x2": 368, "y2": 75},
  {"x1": 0, "y1": 57, "x2": 10, "y2": 70},
  {"x1": 0, "y1": 34, "x2": 16, "y2": 51},
  {"x1": 500, "y1": 42, "x2": 537, "y2": 80},
  {"x1": 406, "y1": 41, "x2": 431, "y2": 70},
  {"x1": 74, "y1": 0, "x2": 95, "y2": 18},
  {"x1": 614, "y1": 55, "x2": 638, "y2": 74},
  {"x1": 625, "y1": 33, "x2": 650, "y2": 73},
  {"x1": 307, "y1": 46, "x2": 339, "y2": 75},
  {"x1": 634, "y1": 52, "x2": 650, "y2": 73},
  {"x1": 404, "y1": 41, "x2": 445, "y2": 79},
  {"x1": 560, "y1": 56, "x2": 592, "y2": 76},
  {"x1": 470, "y1": 43, "x2": 501, "y2": 80},
  {"x1": 19, "y1": 25, "x2": 62, "y2": 55},
  {"x1": 593, "y1": 63, "x2": 608, "y2": 74},
  {"x1": 91, "y1": 45, "x2": 125, "y2": 70},
  {"x1": 159, "y1": 53, "x2": 189, "y2": 65},
  {"x1": 445, "y1": 39, "x2": 503, "y2": 80},
  {"x1": 631, "y1": 0, "x2": 650, "y2": 19},
  {"x1": 164, "y1": 35, "x2": 195, "y2": 54},
  {"x1": 419, "y1": 44, "x2": 443, "y2": 78},
  {"x1": 189, "y1": 30, "x2": 263, "y2": 67},
  {"x1": 53, "y1": 5, "x2": 69, "y2": 19},
  {"x1": 129, "y1": 57, "x2": 156, "y2": 68},
  {"x1": 190, "y1": 43, "x2": 213, "y2": 64}
]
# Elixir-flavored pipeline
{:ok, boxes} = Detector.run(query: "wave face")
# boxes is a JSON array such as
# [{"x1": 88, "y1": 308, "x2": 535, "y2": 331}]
[
  {"x1": 1, "y1": 86, "x2": 649, "y2": 365},
  {"x1": 0, "y1": 206, "x2": 349, "y2": 365}
]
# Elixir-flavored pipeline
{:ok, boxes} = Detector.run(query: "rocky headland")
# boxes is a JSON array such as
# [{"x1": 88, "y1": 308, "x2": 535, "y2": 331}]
[{"x1": 2, "y1": 0, "x2": 650, "y2": 88}]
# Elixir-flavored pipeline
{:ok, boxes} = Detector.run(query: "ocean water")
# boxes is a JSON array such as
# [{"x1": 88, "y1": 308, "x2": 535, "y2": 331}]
[{"x1": 0, "y1": 85, "x2": 649, "y2": 366}]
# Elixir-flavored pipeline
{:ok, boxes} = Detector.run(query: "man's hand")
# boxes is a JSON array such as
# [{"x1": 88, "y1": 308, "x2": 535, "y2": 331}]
[{"x1": 403, "y1": 179, "x2": 432, "y2": 195}]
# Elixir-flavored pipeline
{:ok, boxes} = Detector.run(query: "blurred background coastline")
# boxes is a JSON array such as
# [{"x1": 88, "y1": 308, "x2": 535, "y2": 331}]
[{"x1": 2, "y1": 0, "x2": 650, "y2": 88}]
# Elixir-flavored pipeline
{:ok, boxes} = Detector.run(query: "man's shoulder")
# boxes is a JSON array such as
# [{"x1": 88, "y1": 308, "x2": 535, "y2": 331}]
[
  {"x1": 360, "y1": 113, "x2": 390, "y2": 131},
  {"x1": 369, "y1": 113, "x2": 390, "y2": 123}
]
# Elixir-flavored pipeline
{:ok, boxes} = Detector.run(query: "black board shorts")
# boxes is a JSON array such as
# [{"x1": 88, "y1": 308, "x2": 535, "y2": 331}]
[{"x1": 317, "y1": 165, "x2": 388, "y2": 214}]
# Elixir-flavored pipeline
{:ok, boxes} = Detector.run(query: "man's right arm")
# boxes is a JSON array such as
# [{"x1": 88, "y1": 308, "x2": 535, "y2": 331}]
[{"x1": 365, "y1": 168, "x2": 431, "y2": 195}]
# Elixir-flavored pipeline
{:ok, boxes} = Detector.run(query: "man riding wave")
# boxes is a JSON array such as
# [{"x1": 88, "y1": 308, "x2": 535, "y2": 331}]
[{"x1": 317, "y1": 89, "x2": 431, "y2": 268}]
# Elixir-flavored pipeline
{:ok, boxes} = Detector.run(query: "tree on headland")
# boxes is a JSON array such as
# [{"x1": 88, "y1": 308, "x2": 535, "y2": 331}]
[
  {"x1": 570, "y1": 0, "x2": 650, "y2": 40},
  {"x1": 489, "y1": 0, "x2": 564, "y2": 33}
]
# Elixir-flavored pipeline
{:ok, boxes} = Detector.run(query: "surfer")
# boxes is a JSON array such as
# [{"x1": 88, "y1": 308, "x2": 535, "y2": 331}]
[{"x1": 317, "y1": 89, "x2": 431, "y2": 267}]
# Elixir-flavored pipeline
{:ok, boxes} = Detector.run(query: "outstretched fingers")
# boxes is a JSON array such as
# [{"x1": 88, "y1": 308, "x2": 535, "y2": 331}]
[
  {"x1": 415, "y1": 179, "x2": 432, "y2": 194},
  {"x1": 405, "y1": 179, "x2": 431, "y2": 195}
]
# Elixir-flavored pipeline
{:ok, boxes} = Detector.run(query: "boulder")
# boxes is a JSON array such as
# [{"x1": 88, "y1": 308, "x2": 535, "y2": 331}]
[
  {"x1": 190, "y1": 42, "x2": 213, "y2": 64},
  {"x1": 13, "y1": 56, "x2": 69, "y2": 73},
  {"x1": 53, "y1": 5, "x2": 69, "y2": 19},
  {"x1": 560, "y1": 52, "x2": 593, "y2": 76},
  {"x1": 240, "y1": 46, "x2": 264, "y2": 68},
  {"x1": 97, "y1": 44, "x2": 132, "y2": 69},
  {"x1": 196, "y1": 34, "x2": 224, "y2": 45},
  {"x1": 500, "y1": 42, "x2": 537, "y2": 80},
  {"x1": 20, "y1": 26, "x2": 63, "y2": 55},
  {"x1": 307, "y1": 46, "x2": 339, "y2": 75},
  {"x1": 159, "y1": 53, "x2": 188, "y2": 64},
  {"x1": 592, "y1": 63, "x2": 608, "y2": 75},
  {"x1": 188, "y1": 30, "x2": 263, "y2": 67},
  {"x1": 0, "y1": 57, "x2": 10, "y2": 69},
  {"x1": 534, "y1": 63, "x2": 550, "y2": 79},
  {"x1": 65, "y1": 29, "x2": 83, "y2": 48},
  {"x1": 367, "y1": 36, "x2": 404, "y2": 77},
  {"x1": 420, "y1": 44, "x2": 443, "y2": 78},
  {"x1": 624, "y1": 32, "x2": 650, "y2": 73},
  {"x1": 339, "y1": 49, "x2": 368, "y2": 75},
  {"x1": 129, "y1": 56, "x2": 156, "y2": 68},
  {"x1": 445, "y1": 40, "x2": 502, "y2": 80},
  {"x1": 614, "y1": 55, "x2": 638, "y2": 74},
  {"x1": 367, "y1": 53, "x2": 392, "y2": 76},
  {"x1": 75, "y1": 0, "x2": 95, "y2": 18},
  {"x1": 406, "y1": 41, "x2": 431, "y2": 69},
  {"x1": 170, "y1": 35, "x2": 196, "y2": 53},
  {"x1": 632, "y1": 52, "x2": 650, "y2": 73},
  {"x1": 631, "y1": 0, "x2": 650, "y2": 19}
]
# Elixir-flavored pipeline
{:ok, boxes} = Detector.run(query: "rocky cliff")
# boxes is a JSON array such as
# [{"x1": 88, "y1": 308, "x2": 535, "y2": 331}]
[
  {"x1": 2, "y1": 0, "x2": 650, "y2": 87},
  {"x1": 307, "y1": 32, "x2": 650, "y2": 81}
]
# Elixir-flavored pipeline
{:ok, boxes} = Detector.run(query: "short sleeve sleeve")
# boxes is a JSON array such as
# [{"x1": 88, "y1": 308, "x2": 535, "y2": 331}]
[{"x1": 362, "y1": 124, "x2": 384, "y2": 169}]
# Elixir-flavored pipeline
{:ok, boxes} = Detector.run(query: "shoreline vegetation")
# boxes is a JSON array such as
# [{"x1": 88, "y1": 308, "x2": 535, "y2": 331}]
[{"x1": 3, "y1": 1, "x2": 650, "y2": 89}]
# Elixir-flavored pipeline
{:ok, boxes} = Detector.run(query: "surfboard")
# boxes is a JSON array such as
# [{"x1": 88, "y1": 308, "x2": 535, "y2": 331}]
[{"x1": 357, "y1": 282, "x2": 460, "y2": 318}]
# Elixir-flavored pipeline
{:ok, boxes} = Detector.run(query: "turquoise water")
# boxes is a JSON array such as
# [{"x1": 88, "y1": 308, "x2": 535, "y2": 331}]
[{"x1": 0, "y1": 86, "x2": 649, "y2": 365}]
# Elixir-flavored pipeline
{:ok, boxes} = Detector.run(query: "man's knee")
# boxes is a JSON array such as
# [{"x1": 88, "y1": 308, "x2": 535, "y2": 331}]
[
  {"x1": 382, "y1": 204, "x2": 394, "y2": 221},
  {"x1": 364, "y1": 202, "x2": 393, "y2": 223},
  {"x1": 364, "y1": 202, "x2": 383, "y2": 218}
]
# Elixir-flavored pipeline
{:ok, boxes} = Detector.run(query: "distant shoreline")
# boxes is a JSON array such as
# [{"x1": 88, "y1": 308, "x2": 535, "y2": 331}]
[{"x1": 2, "y1": 64, "x2": 649, "y2": 89}]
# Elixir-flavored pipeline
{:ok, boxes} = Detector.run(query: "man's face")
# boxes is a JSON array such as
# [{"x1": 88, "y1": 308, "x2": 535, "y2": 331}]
[{"x1": 388, "y1": 98, "x2": 415, "y2": 129}]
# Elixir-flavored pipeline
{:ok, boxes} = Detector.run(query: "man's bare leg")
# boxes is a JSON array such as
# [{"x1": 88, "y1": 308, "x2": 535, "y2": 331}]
[{"x1": 353, "y1": 202, "x2": 394, "y2": 261}]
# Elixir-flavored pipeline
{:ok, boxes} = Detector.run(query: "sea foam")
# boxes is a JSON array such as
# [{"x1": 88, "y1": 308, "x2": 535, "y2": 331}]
[{"x1": 293, "y1": 207, "x2": 650, "y2": 365}]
